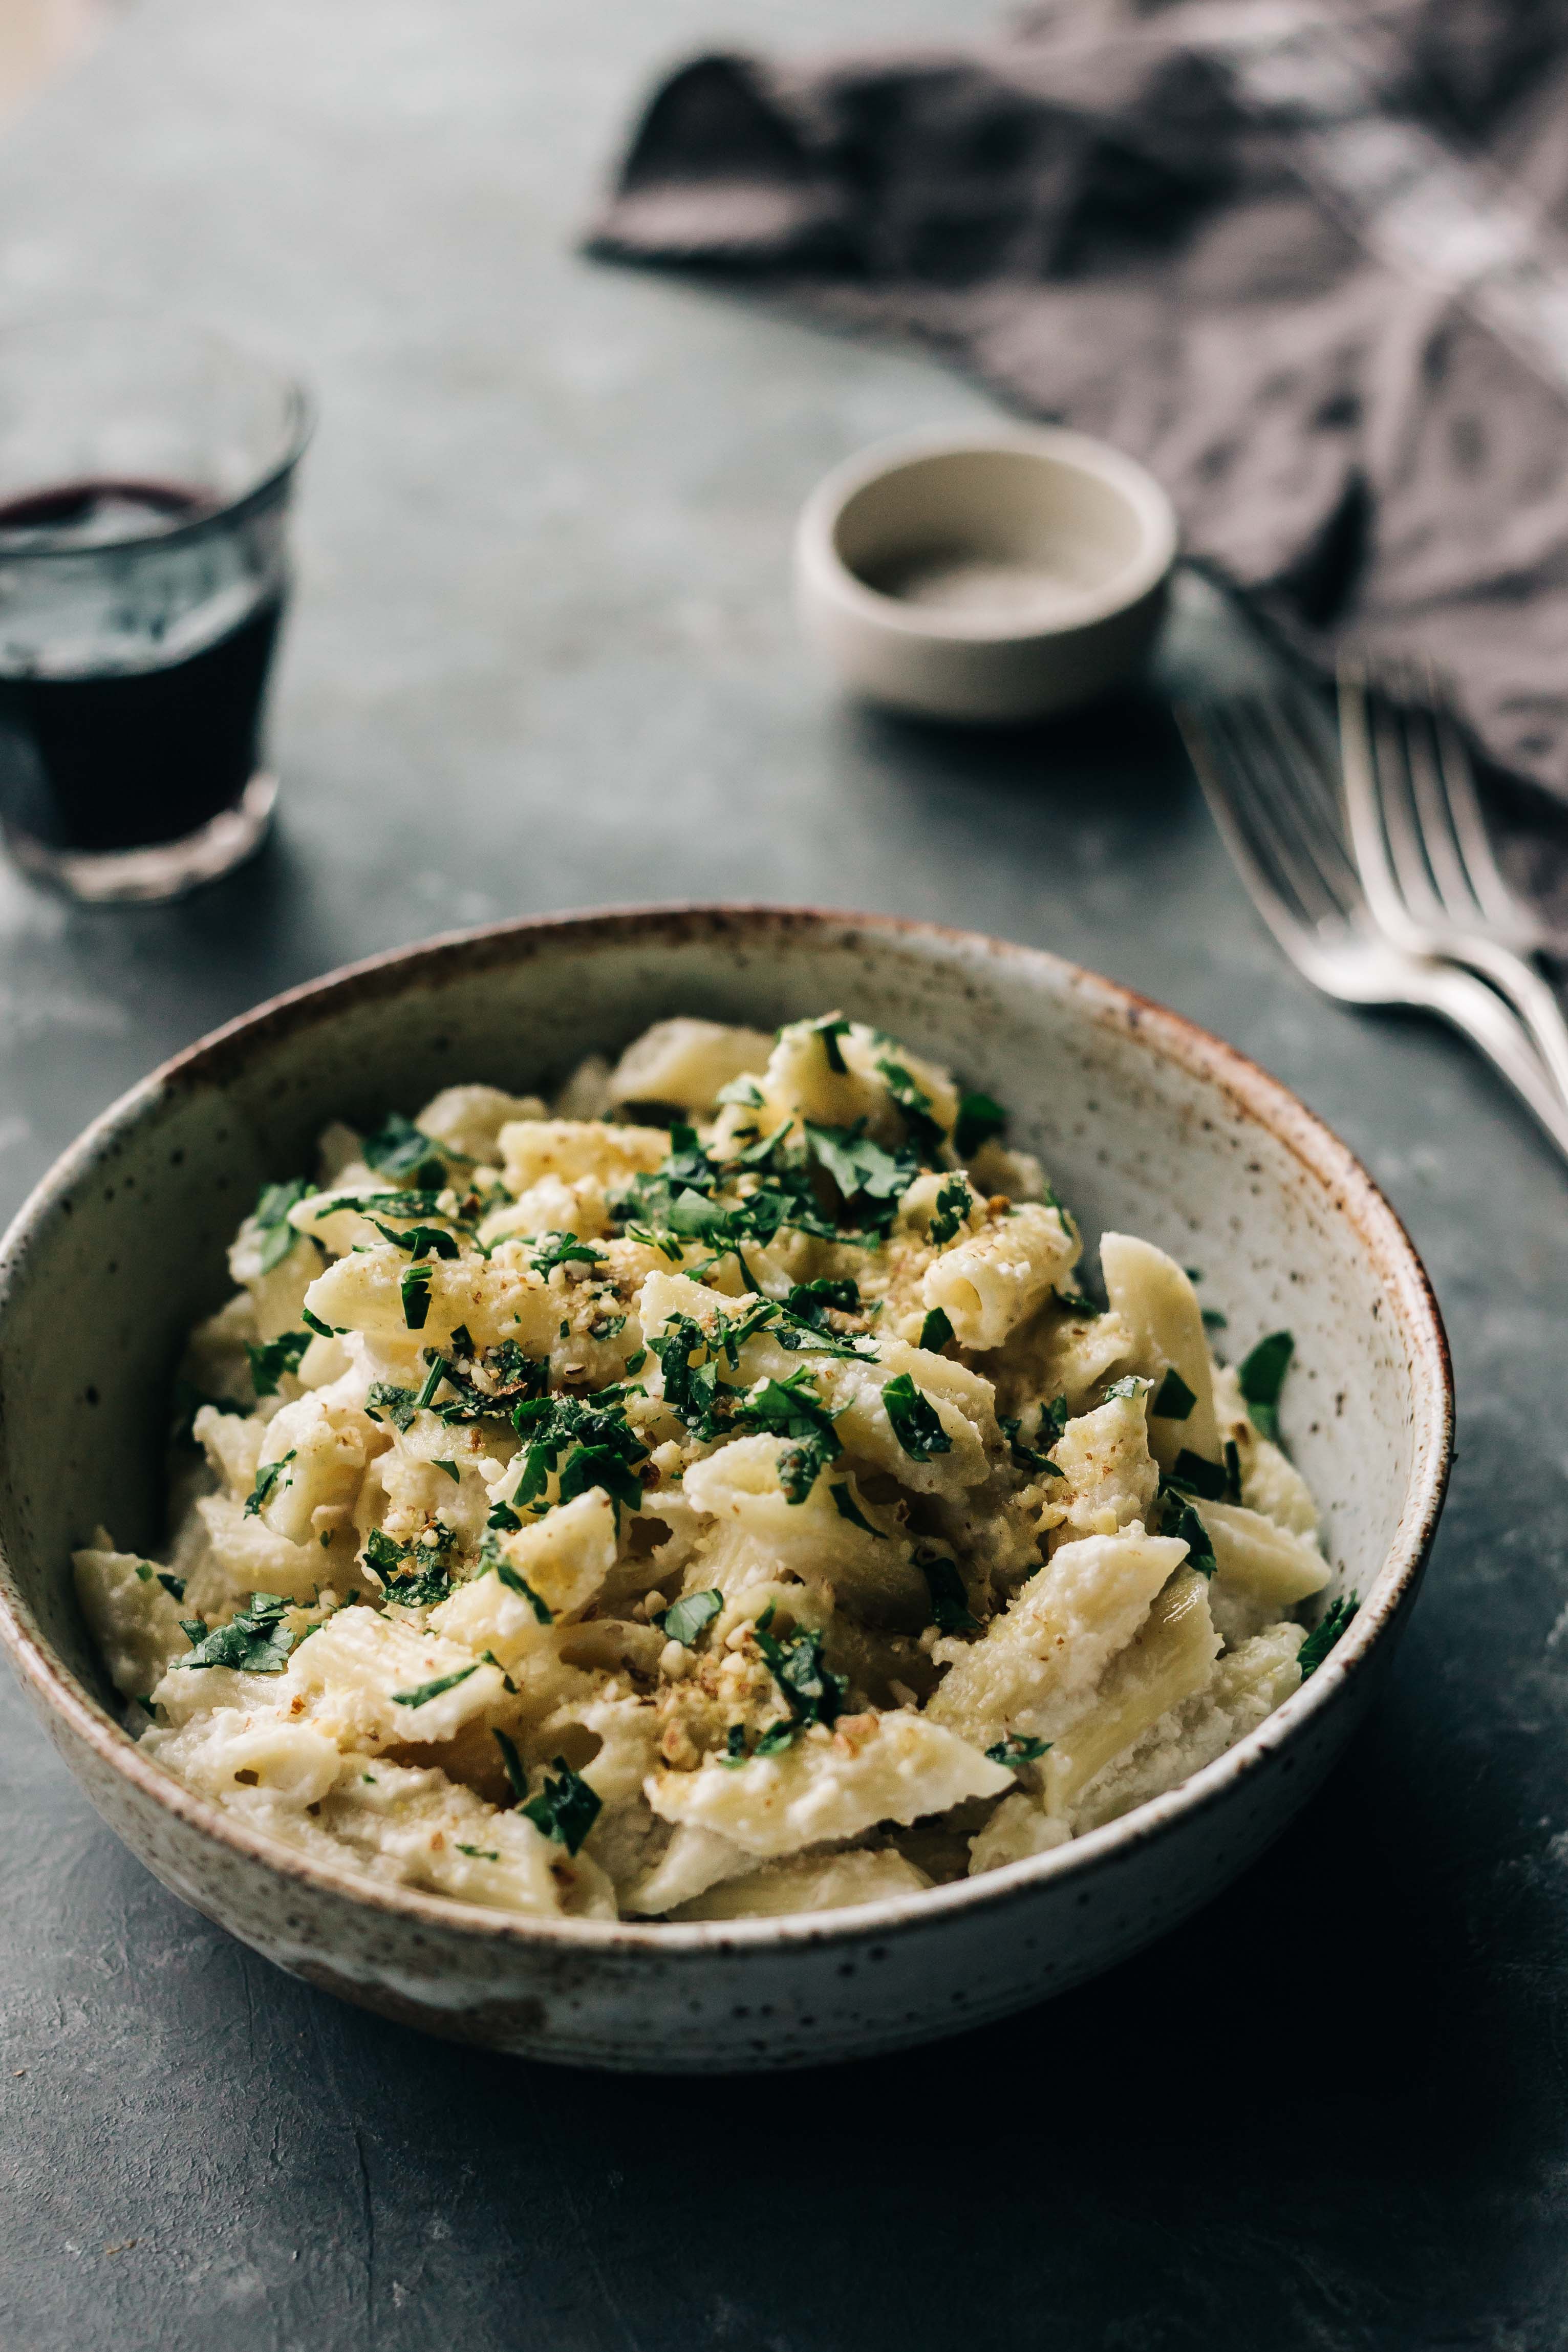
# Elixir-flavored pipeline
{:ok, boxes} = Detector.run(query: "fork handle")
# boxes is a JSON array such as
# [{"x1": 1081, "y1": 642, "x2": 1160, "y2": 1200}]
[
  {"x1": 1416, "y1": 955, "x2": 1568, "y2": 1165},
  {"x1": 1430, "y1": 934, "x2": 1568, "y2": 1120}
]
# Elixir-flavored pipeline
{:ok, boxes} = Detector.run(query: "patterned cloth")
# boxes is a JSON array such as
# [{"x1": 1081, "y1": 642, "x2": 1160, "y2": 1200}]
[{"x1": 591, "y1": 2, "x2": 1568, "y2": 831}]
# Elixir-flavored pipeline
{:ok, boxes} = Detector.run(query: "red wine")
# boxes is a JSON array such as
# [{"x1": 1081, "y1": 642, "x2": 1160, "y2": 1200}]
[{"x1": 0, "y1": 479, "x2": 285, "y2": 856}]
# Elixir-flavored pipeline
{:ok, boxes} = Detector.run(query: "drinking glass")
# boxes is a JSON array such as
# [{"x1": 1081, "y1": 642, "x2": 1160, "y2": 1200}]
[{"x1": 0, "y1": 315, "x2": 311, "y2": 902}]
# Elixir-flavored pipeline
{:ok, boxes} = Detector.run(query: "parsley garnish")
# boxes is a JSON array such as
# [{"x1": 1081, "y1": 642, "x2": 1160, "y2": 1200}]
[
  {"x1": 302, "y1": 1307, "x2": 341, "y2": 1339},
  {"x1": 658, "y1": 1588, "x2": 723, "y2": 1646},
  {"x1": 362, "y1": 1111, "x2": 447, "y2": 1191},
  {"x1": 829, "y1": 1481, "x2": 880, "y2": 1535},
  {"x1": 809, "y1": 1015, "x2": 851, "y2": 1074},
  {"x1": 882, "y1": 1372, "x2": 951, "y2": 1461},
  {"x1": 918, "y1": 1551, "x2": 978, "y2": 1634},
  {"x1": 1298, "y1": 1593, "x2": 1358, "y2": 1677},
  {"x1": 788, "y1": 1278, "x2": 860, "y2": 1320},
  {"x1": 243, "y1": 1452, "x2": 296, "y2": 1517},
  {"x1": 157, "y1": 1571, "x2": 185, "y2": 1601},
  {"x1": 1239, "y1": 1330, "x2": 1294, "y2": 1444},
  {"x1": 953, "y1": 1091, "x2": 1007, "y2": 1159},
  {"x1": 493, "y1": 1726, "x2": 529, "y2": 1803},
  {"x1": 253, "y1": 1177, "x2": 311, "y2": 1274},
  {"x1": 732, "y1": 1371, "x2": 843, "y2": 1502},
  {"x1": 530, "y1": 1231, "x2": 606, "y2": 1277},
  {"x1": 719, "y1": 1723, "x2": 750, "y2": 1767},
  {"x1": 400, "y1": 1263, "x2": 433, "y2": 1330},
  {"x1": 1166, "y1": 1448, "x2": 1228, "y2": 1503},
  {"x1": 521, "y1": 1756, "x2": 602, "y2": 1853},
  {"x1": 391, "y1": 1663, "x2": 480, "y2": 1708},
  {"x1": 753, "y1": 1721, "x2": 798, "y2": 1757},
  {"x1": 918, "y1": 1306, "x2": 955, "y2": 1354},
  {"x1": 1202, "y1": 1307, "x2": 1229, "y2": 1332},
  {"x1": 366, "y1": 1382, "x2": 418, "y2": 1432},
  {"x1": 1161, "y1": 1493, "x2": 1217, "y2": 1576},
  {"x1": 805, "y1": 1122, "x2": 920, "y2": 1233},
  {"x1": 1000, "y1": 1414, "x2": 1063, "y2": 1477},
  {"x1": 247, "y1": 1336, "x2": 310, "y2": 1383},
  {"x1": 876, "y1": 1058, "x2": 946, "y2": 1159},
  {"x1": 490, "y1": 1548, "x2": 554, "y2": 1624},
  {"x1": 509, "y1": 1392, "x2": 649, "y2": 1526},
  {"x1": 927, "y1": 1173, "x2": 973, "y2": 1247},
  {"x1": 1152, "y1": 1366, "x2": 1196, "y2": 1421},
  {"x1": 433, "y1": 1458, "x2": 460, "y2": 1482},
  {"x1": 1056, "y1": 1289, "x2": 1103, "y2": 1318},
  {"x1": 372, "y1": 1217, "x2": 458, "y2": 1261},
  {"x1": 752, "y1": 1606, "x2": 846, "y2": 1727},
  {"x1": 177, "y1": 1591, "x2": 296, "y2": 1673},
  {"x1": 457, "y1": 1844, "x2": 499, "y2": 1862},
  {"x1": 986, "y1": 1733, "x2": 1050, "y2": 1768}
]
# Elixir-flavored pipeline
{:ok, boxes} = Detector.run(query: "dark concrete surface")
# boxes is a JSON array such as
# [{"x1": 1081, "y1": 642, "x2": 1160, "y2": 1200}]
[{"x1": 2, "y1": 4, "x2": 1567, "y2": 2346}]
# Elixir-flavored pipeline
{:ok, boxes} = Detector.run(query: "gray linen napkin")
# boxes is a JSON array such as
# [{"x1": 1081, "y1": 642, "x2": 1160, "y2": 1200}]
[{"x1": 590, "y1": 0, "x2": 1568, "y2": 887}]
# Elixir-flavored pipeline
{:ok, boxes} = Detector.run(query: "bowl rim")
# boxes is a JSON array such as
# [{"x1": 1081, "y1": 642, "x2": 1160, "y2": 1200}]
[
  {"x1": 0, "y1": 902, "x2": 1453, "y2": 1956},
  {"x1": 794, "y1": 425, "x2": 1180, "y2": 645}
]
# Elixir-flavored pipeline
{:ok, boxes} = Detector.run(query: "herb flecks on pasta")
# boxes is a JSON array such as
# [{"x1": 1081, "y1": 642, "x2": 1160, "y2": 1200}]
[{"x1": 73, "y1": 1021, "x2": 1337, "y2": 1925}]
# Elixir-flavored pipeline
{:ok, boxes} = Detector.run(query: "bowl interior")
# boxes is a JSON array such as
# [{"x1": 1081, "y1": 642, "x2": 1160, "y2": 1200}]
[
  {"x1": 834, "y1": 446, "x2": 1153, "y2": 627},
  {"x1": 0, "y1": 911, "x2": 1428, "y2": 1743}
]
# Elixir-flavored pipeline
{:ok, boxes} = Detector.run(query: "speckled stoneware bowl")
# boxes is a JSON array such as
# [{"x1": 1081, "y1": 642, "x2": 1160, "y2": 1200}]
[{"x1": 0, "y1": 907, "x2": 1451, "y2": 2071}]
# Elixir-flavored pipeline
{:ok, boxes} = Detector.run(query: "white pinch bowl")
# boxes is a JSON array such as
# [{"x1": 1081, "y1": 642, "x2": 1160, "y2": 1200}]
[
  {"x1": 794, "y1": 426, "x2": 1179, "y2": 722},
  {"x1": 0, "y1": 907, "x2": 1451, "y2": 2072}
]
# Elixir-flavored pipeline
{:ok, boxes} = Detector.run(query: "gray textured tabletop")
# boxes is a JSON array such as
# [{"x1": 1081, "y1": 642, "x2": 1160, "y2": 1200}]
[{"x1": 3, "y1": 4, "x2": 1566, "y2": 2347}]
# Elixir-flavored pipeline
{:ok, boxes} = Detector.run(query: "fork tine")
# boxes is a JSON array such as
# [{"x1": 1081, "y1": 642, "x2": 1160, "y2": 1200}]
[
  {"x1": 1368, "y1": 673, "x2": 1448, "y2": 924},
  {"x1": 1265, "y1": 686, "x2": 1365, "y2": 901},
  {"x1": 1398, "y1": 669, "x2": 1482, "y2": 923},
  {"x1": 1230, "y1": 695, "x2": 1359, "y2": 924},
  {"x1": 1176, "y1": 703, "x2": 1321, "y2": 955},
  {"x1": 1431, "y1": 696, "x2": 1526, "y2": 930}
]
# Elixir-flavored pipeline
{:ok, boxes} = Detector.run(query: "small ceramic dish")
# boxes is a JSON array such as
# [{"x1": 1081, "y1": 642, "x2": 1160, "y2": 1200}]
[
  {"x1": 0, "y1": 907, "x2": 1450, "y2": 2071},
  {"x1": 794, "y1": 427, "x2": 1179, "y2": 723}
]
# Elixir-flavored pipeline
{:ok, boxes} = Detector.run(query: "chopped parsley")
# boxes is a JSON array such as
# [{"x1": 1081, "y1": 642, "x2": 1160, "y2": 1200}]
[
  {"x1": 1239, "y1": 1330, "x2": 1295, "y2": 1444},
  {"x1": 493, "y1": 1726, "x2": 529, "y2": 1804},
  {"x1": 362, "y1": 1111, "x2": 447, "y2": 1191},
  {"x1": 928, "y1": 1173, "x2": 974, "y2": 1247},
  {"x1": 918, "y1": 1307, "x2": 955, "y2": 1354},
  {"x1": 372, "y1": 1217, "x2": 458, "y2": 1261},
  {"x1": 719, "y1": 1723, "x2": 750, "y2": 1767},
  {"x1": 390, "y1": 1662, "x2": 480, "y2": 1708},
  {"x1": 457, "y1": 1844, "x2": 500, "y2": 1863},
  {"x1": 1297, "y1": 1593, "x2": 1358, "y2": 1677},
  {"x1": 302, "y1": 1307, "x2": 342, "y2": 1339},
  {"x1": 829, "y1": 1481, "x2": 880, "y2": 1535},
  {"x1": 804, "y1": 1122, "x2": 921, "y2": 1234},
  {"x1": 986, "y1": 1734, "x2": 1050, "y2": 1768},
  {"x1": 1161, "y1": 1493, "x2": 1216, "y2": 1576},
  {"x1": 953, "y1": 1090, "x2": 1007, "y2": 1159},
  {"x1": 658, "y1": 1588, "x2": 723, "y2": 1646},
  {"x1": 918, "y1": 1551, "x2": 979, "y2": 1635},
  {"x1": 1056, "y1": 1289, "x2": 1103, "y2": 1318},
  {"x1": 243, "y1": 1452, "x2": 296, "y2": 1517},
  {"x1": 366, "y1": 1381, "x2": 419, "y2": 1432},
  {"x1": 753, "y1": 1720, "x2": 798, "y2": 1757},
  {"x1": 882, "y1": 1372, "x2": 951, "y2": 1462},
  {"x1": 809, "y1": 1015, "x2": 851, "y2": 1073},
  {"x1": 1166, "y1": 1448, "x2": 1228, "y2": 1503},
  {"x1": 753, "y1": 1606, "x2": 847, "y2": 1727},
  {"x1": 400, "y1": 1262, "x2": 433, "y2": 1330},
  {"x1": 1152, "y1": 1366, "x2": 1197, "y2": 1421},
  {"x1": 732, "y1": 1371, "x2": 843, "y2": 1502},
  {"x1": 876, "y1": 1058, "x2": 946, "y2": 1159},
  {"x1": 1000, "y1": 1414, "x2": 1063, "y2": 1477},
  {"x1": 1202, "y1": 1308, "x2": 1229, "y2": 1332},
  {"x1": 490, "y1": 1547, "x2": 554, "y2": 1624},
  {"x1": 433, "y1": 1458, "x2": 460, "y2": 1482},
  {"x1": 157, "y1": 1571, "x2": 185, "y2": 1601},
  {"x1": 253, "y1": 1177, "x2": 311, "y2": 1273},
  {"x1": 521, "y1": 1756, "x2": 602, "y2": 1853},
  {"x1": 509, "y1": 1391, "x2": 649, "y2": 1526},
  {"x1": 177, "y1": 1591, "x2": 296, "y2": 1673},
  {"x1": 530, "y1": 1232, "x2": 606, "y2": 1277},
  {"x1": 246, "y1": 1330, "x2": 311, "y2": 1399}
]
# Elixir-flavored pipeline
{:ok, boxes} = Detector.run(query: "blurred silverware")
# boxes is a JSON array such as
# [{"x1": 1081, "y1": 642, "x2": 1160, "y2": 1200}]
[
  {"x1": 1339, "y1": 659, "x2": 1568, "y2": 1114},
  {"x1": 1177, "y1": 687, "x2": 1568, "y2": 1167}
]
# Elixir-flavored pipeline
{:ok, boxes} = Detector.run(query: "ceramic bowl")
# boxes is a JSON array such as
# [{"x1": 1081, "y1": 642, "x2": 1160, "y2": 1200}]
[
  {"x1": 0, "y1": 907, "x2": 1451, "y2": 2071},
  {"x1": 794, "y1": 427, "x2": 1178, "y2": 723}
]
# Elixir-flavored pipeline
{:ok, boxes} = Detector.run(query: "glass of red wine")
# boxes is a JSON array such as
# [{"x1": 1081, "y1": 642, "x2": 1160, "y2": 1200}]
[{"x1": 0, "y1": 315, "x2": 311, "y2": 902}]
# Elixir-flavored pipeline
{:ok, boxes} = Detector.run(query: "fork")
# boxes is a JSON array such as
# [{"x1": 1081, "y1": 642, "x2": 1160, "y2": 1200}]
[
  {"x1": 1176, "y1": 688, "x2": 1568, "y2": 1166},
  {"x1": 1339, "y1": 659, "x2": 1568, "y2": 1116}
]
